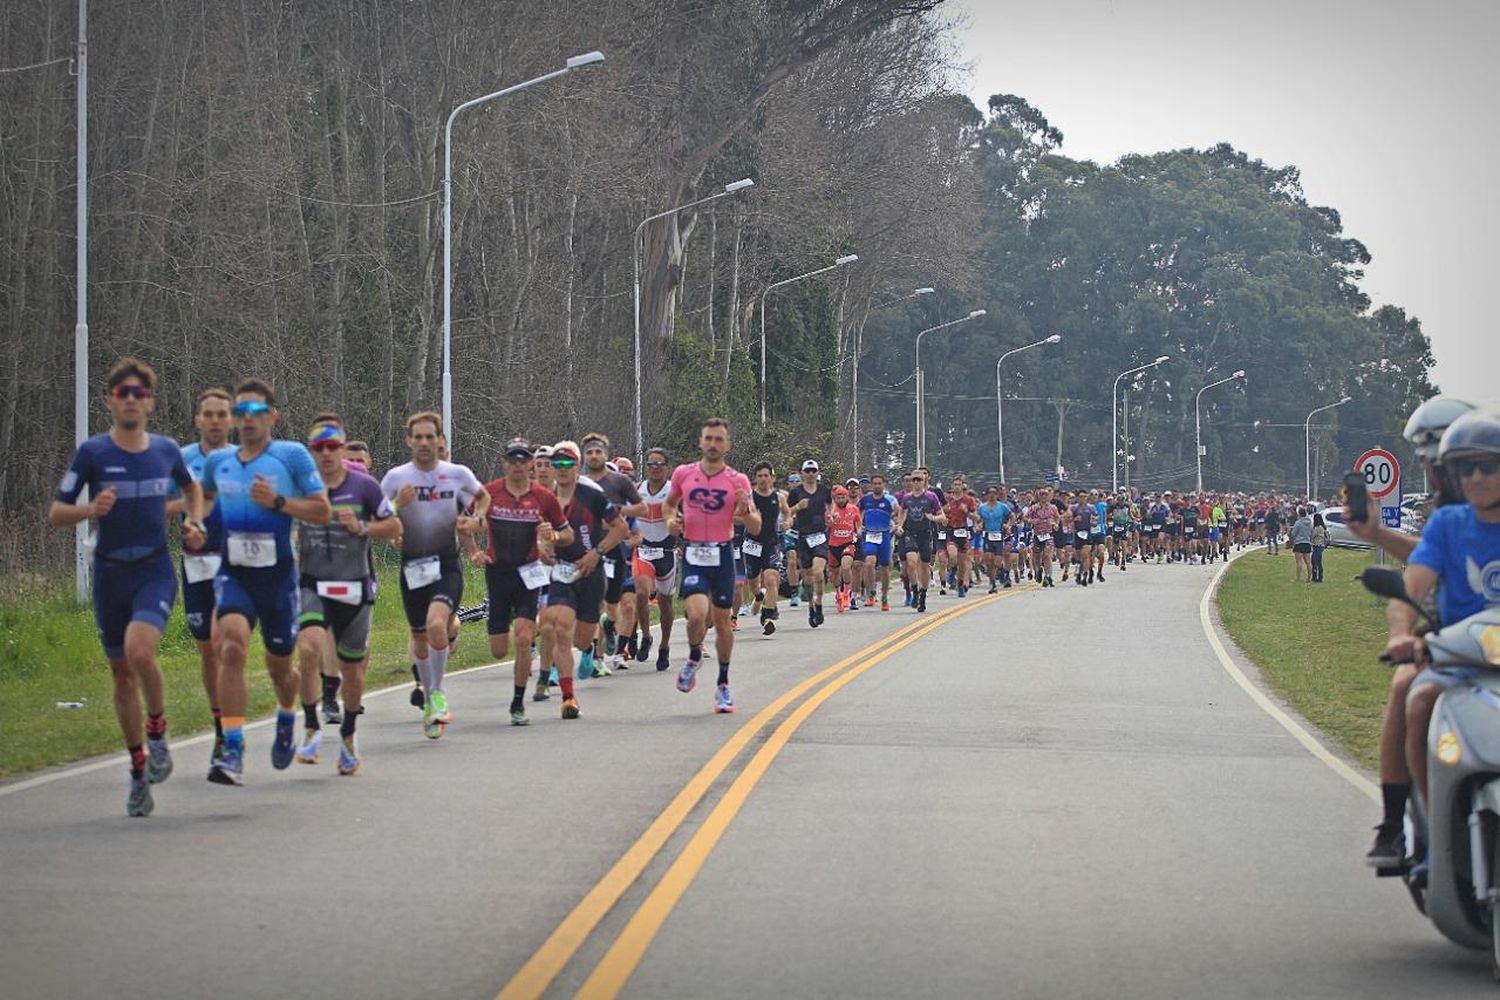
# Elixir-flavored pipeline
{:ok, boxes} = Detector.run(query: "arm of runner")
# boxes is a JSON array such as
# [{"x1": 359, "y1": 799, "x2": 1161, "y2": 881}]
[
  {"x1": 737, "y1": 478, "x2": 761, "y2": 536},
  {"x1": 664, "y1": 477, "x2": 684, "y2": 535},
  {"x1": 579, "y1": 510, "x2": 629, "y2": 576},
  {"x1": 48, "y1": 447, "x2": 108, "y2": 527}
]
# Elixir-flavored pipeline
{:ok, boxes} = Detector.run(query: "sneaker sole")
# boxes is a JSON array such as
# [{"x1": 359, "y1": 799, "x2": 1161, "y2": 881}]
[
  {"x1": 207, "y1": 766, "x2": 243, "y2": 787},
  {"x1": 511, "y1": 716, "x2": 530, "y2": 726},
  {"x1": 295, "y1": 753, "x2": 319, "y2": 765},
  {"x1": 338, "y1": 762, "x2": 361, "y2": 776}
]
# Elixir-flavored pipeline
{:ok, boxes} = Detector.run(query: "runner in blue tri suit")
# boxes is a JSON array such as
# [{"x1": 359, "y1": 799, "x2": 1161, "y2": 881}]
[
  {"x1": 199, "y1": 378, "x2": 330, "y2": 786},
  {"x1": 977, "y1": 484, "x2": 1014, "y2": 591},
  {"x1": 858, "y1": 474, "x2": 897, "y2": 610},
  {"x1": 49, "y1": 357, "x2": 205, "y2": 817}
]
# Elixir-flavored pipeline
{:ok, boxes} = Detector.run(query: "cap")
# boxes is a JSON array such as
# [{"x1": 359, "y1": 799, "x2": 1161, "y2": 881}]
[
  {"x1": 503, "y1": 436, "x2": 533, "y2": 458},
  {"x1": 788, "y1": 473, "x2": 802, "y2": 485},
  {"x1": 845, "y1": 477, "x2": 859, "y2": 486},
  {"x1": 553, "y1": 440, "x2": 581, "y2": 462},
  {"x1": 858, "y1": 476, "x2": 871, "y2": 484},
  {"x1": 833, "y1": 485, "x2": 850, "y2": 499},
  {"x1": 802, "y1": 460, "x2": 820, "y2": 472},
  {"x1": 534, "y1": 444, "x2": 554, "y2": 459}
]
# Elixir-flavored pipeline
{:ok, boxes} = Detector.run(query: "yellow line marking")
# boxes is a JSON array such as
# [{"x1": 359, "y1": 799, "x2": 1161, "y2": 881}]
[
  {"x1": 496, "y1": 592, "x2": 1028, "y2": 1000},
  {"x1": 574, "y1": 589, "x2": 1023, "y2": 999}
]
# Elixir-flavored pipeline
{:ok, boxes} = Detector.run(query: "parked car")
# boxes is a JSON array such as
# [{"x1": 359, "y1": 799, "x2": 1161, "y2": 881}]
[{"x1": 1320, "y1": 507, "x2": 1373, "y2": 549}]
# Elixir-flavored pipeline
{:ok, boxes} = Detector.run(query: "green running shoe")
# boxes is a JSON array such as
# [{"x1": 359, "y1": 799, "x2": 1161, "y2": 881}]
[{"x1": 430, "y1": 690, "x2": 451, "y2": 724}]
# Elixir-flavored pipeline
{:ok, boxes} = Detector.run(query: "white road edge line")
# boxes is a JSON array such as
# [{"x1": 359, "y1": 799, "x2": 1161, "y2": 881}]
[
  {"x1": 1200, "y1": 548, "x2": 1380, "y2": 805},
  {"x1": 0, "y1": 618, "x2": 667, "y2": 797}
]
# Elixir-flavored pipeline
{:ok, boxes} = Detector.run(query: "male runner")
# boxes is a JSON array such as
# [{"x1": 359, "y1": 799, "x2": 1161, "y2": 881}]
[
  {"x1": 827, "y1": 485, "x2": 862, "y2": 610},
  {"x1": 381, "y1": 412, "x2": 487, "y2": 739},
  {"x1": 633, "y1": 447, "x2": 679, "y2": 669},
  {"x1": 895, "y1": 469, "x2": 943, "y2": 611},
  {"x1": 199, "y1": 379, "x2": 330, "y2": 784},
  {"x1": 664, "y1": 418, "x2": 758, "y2": 713},
  {"x1": 745, "y1": 462, "x2": 791, "y2": 635},
  {"x1": 859, "y1": 474, "x2": 897, "y2": 610},
  {"x1": 581, "y1": 433, "x2": 645, "y2": 671},
  {"x1": 1026, "y1": 486, "x2": 1060, "y2": 587},
  {"x1": 977, "y1": 484, "x2": 1013, "y2": 591},
  {"x1": 50, "y1": 358, "x2": 204, "y2": 816},
  {"x1": 292, "y1": 422, "x2": 399, "y2": 773},
  {"x1": 943, "y1": 479, "x2": 978, "y2": 597},
  {"x1": 787, "y1": 459, "x2": 832, "y2": 627}
]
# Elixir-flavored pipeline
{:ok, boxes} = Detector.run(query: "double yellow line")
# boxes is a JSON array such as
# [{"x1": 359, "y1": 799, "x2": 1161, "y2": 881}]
[{"x1": 497, "y1": 587, "x2": 1029, "y2": 1000}]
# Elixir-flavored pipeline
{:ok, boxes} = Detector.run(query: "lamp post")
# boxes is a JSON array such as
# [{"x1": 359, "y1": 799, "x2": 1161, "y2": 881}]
[
  {"x1": 759, "y1": 254, "x2": 859, "y2": 424},
  {"x1": 994, "y1": 334, "x2": 1060, "y2": 482},
  {"x1": 72, "y1": 0, "x2": 89, "y2": 601},
  {"x1": 442, "y1": 51, "x2": 604, "y2": 449},
  {"x1": 1111, "y1": 355, "x2": 1170, "y2": 493},
  {"x1": 1305, "y1": 396, "x2": 1352, "y2": 500},
  {"x1": 851, "y1": 287, "x2": 933, "y2": 470},
  {"x1": 1195, "y1": 370, "x2": 1246, "y2": 491},
  {"x1": 633, "y1": 178, "x2": 755, "y2": 461},
  {"x1": 913, "y1": 309, "x2": 986, "y2": 467}
]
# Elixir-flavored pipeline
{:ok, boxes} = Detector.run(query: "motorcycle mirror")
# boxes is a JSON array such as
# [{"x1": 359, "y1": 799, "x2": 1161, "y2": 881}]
[{"x1": 1359, "y1": 566, "x2": 1408, "y2": 601}]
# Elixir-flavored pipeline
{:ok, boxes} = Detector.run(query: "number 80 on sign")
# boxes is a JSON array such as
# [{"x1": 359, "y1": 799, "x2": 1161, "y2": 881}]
[{"x1": 1353, "y1": 448, "x2": 1401, "y2": 501}]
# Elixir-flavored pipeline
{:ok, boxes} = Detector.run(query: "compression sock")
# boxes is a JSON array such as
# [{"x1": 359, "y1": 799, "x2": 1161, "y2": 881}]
[
  {"x1": 340, "y1": 708, "x2": 359, "y2": 739},
  {"x1": 303, "y1": 702, "x2": 320, "y2": 731},
  {"x1": 1382, "y1": 782, "x2": 1410, "y2": 828},
  {"x1": 223, "y1": 716, "x2": 246, "y2": 753},
  {"x1": 129, "y1": 745, "x2": 146, "y2": 777},
  {"x1": 511, "y1": 686, "x2": 526, "y2": 711},
  {"x1": 212, "y1": 707, "x2": 223, "y2": 742},
  {"x1": 429, "y1": 645, "x2": 449, "y2": 694},
  {"x1": 717, "y1": 662, "x2": 730, "y2": 686},
  {"x1": 414, "y1": 652, "x2": 432, "y2": 693},
  {"x1": 560, "y1": 677, "x2": 575, "y2": 699},
  {"x1": 146, "y1": 711, "x2": 166, "y2": 740},
  {"x1": 689, "y1": 644, "x2": 703, "y2": 662},
  {"x1": 322, "y1": 674, "x2": 341, "y2": 702}
]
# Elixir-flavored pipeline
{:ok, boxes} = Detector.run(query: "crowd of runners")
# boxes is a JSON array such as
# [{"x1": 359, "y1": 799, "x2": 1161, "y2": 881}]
[{"x1": 50, "y1": 356, "x2": 1324, "y2": 817}]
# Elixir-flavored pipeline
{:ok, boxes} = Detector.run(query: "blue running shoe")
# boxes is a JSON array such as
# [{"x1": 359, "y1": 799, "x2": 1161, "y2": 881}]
[
  {"x1": 296, "y1": 727, "x2": 322, "y2": 764},
  {"x1": 579, "y1": 649, "x2": 596, "y2": 679},
  {"x1": 145, "y1": 735, "x2": 173, "y2": 784},
  {"x1": 789, "y1": 594, "x2": 800, "y2": 608},
  {"x1": 677, "y1": 657, "x2": 699, "y2": 694},
  {"x1": 714, "y1": 683, "x2": 735, "y2": 714},
  {"x1": 208, "y1": 747, "x2": 244, "y2": 786},
  {"x1": 271, "y1": 711, "x2": 297, "y2": 770},
  {"x1": 127, "y1": 772, "x2": 154, "y2": 817},
  {"x1": 548, "y1": 667, "x2": 559, "y2": 687}
]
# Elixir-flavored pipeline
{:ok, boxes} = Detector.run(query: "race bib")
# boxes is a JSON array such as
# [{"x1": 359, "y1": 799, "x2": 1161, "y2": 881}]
[
  {"x1": 952, "y1": 528, "x2": 969, "y2": 539},
  {"x1": 227, "y1": 531, "x2": 276, "y2": 568},
  {"x1": 183, "y1": 553, "x2": 222, "y2": 583},
  {"x1": 402, "y1": 556, "x2": 441, "y2": 589},
  {"x1": 986, "y1": 531, "x2": 1004, "y2": 542},
  {"x1": 638, "y1": 545, "x2": 666, "y2": 561},
  {"x1": 741, "y1": 539, "x2": 763, "y2": 557},
  {"x1": 316, "y1": 580, "x2": 364, "y2": 606},
  {"x1": 686, "y1": 543, "x2": 720, "y2": 567},
  {"x1": 803, "y1": 531, "x2": 827, "y2": 548},
  {"x1": 604, "y1": 559, "x2": 617, "y2": 579},
  {"x1": 864, "y1": 531, "x2": 884, "y2": 545},
  {"x1": 519, "y1": 560, "x2": 550, "y2": 590},
  {"x1": 551, "y1": 561, "x2": 580, "y2": 584},
  {"x1": 1036, "y1": 533, "x2": 1052, "y2": 543},
  {"x1": 1076, "y1": 531, "x2": 1090, "y2": 541}
]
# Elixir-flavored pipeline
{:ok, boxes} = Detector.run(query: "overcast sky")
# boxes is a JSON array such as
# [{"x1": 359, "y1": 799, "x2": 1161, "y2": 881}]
[{"x1": 950, "y1": 0, "x2": 1498, "y2": 412}]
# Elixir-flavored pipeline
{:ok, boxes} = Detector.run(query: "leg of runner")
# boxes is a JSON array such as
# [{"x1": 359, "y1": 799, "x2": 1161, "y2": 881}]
[
  {"x1": 540, "y1": 604, "x2": 579, "y2": 717},
  {"x1": 336, "y1": 647, "x2": 368, "y2": 776},
  {"x1": 294, "y1": 619, "x2": 330, "y2": 763}
]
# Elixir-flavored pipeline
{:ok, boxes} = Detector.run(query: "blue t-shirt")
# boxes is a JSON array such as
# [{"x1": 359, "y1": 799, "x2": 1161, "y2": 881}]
[
  {"x1": 859, "y1": 493, "x2": 895, "y2": 533},
  {"x1": 179, "y1": 441, "x2": 225, "y2": 553},
  {"x1": 56, "y1": 433, "x2": 193, "y2": 562},
  {"x1": 1093, "y1": 501, "x2": 1109, "y2": 534},
  {"x1": 1410, "y1": 503, "x2": 1500, "y2": 627},
  {"x1": 200, "y1": 440, "x2": 325, "y2": 564},
  {"x1": 978, "y1": 501, "x2": 1012, "y2": 534}
]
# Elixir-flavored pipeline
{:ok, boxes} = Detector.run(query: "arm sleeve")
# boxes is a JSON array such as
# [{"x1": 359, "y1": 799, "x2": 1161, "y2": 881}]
[{"x1": 55, "y1": 444, "x2": 92, "y2": 504}]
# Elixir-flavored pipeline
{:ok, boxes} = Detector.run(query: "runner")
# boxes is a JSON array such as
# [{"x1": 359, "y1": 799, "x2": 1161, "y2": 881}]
[
  {"x1": 303, "y1": 411, "x2": 355, "y2": 725},
  {"x1": 380, "y1": 412, "x2": 487, "y2": 739},
  {"x1": 633, "y1": 447, "x2": 679, "y2": 669},
  {"x1": 664, "y1": 417, "x2": 758, "y2": 713},
  {"x1": 292, "y1": 422, "x2": 399, "y2": 773},
  {"x1": 787, "y1": 459, "x2": 832, "y2": 627},
  {"x1": 782, "y1": 472, "x2": 802, "y2": 609},
  {"x1": 49, "y1": 358, "x2": 204, "y2": 815},
  {"x1": 1026, "y1": 486, "x2": 1060, "y2": 587},
  {"x1": 198, "y1": 378, "x2": 330, "y2": 784},
  {"x1": 894, "y1": 469, "x2": 943, "y2": 611},
  {"x1": 1070, "y1": 491, "x2": 1095, "y2": 586},
  {"x1": 166, "y1": 387, "x2": 231, "y2": 765},
  {"x1": 541, "y1": 441, "x2": 628, "y2": 719},
  {"x1": 744, "y1": 462, "x2": 791, "y2": 635},
  {"x1": 977, "y1": 484, "x2": 1013, "y2": 591},
  {"x1": 858, "y1": 473, "x2": 897, "y2": 610},
  {"x1": 580, "y1": 433, "x2": 645, "y2": 674},
  {"x1": 942, "y1": 479, "x2": 978, "y2": 597},
  {"x1": 827, "y1": 485, "x2": 862, "y2": 611}
]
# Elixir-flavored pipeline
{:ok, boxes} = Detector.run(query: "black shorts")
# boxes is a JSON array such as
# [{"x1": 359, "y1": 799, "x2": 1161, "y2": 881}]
[
  {"x1": 796, "y1": 536, "x2": 830, "y2": 565},
  {"x1": 983, "y1": 536, "x2": 1007, "y2": 556},
  {"x1": 899, "y1": 531, "x2": 934, "y2": 563},
  {"x1": 297, "y1": 580, "x2": 375, "y2": 662},
  {"x1": 1182, "y1": 525, "x2": 1198, "y2": 539},
  {"x1": 399, "y1": 552, "x2": 464, "y2": 632},
  {"x1": 604, "y1": 547, "x2": 628, "y2": 603},
  {"x1": 1292, "y1": 542, "x2": 1312, "y2": 554},
  {"x1": 1111, "y1": 526, "x2": 1128, "y2": 540},
  {"x1": 947, "y1": 532, "x2": 971, "y2": 551},
  {"x1": 742, "y1": 539, "x2": 782, "y2": 577},
  {"x1": 547, "y1": 566, "x2": 607, "y2": 625},
  {"x1": 828, "y1": 542, "x2": 856, "y2": 564},
  {"x1": 485, "y1": 563, "x2": 540, "y2": 636}
]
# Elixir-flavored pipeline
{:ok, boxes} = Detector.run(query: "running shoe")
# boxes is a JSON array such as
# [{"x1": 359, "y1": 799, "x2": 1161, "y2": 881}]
[
  {"x1": 561, "y1": 697, "x2": 581, "y2": 720},
  {"x1": 579, "y1": 649, "x2": 597, "y2": 679},
  {"x1": 549, "y1": 667, "x2": 559, "y2": 687},
  {"x1": 763, "y1": 617, "x2": 777, "y2": 636},
  {"x1": 809, "y1": 605, "x2": 817, "y2": 628},
  {"x1": 657, "y1": 646, "x2": 672, "y2": 672},
  {"x1": 510, "y1": 705, "x2": 529, "y2": 726},
  {"x1": 594, "y1": 654, "x2": 613, "y2": 677},
  {"x1": 271, "y1": 711, "x2": 297, "y2": 770},
  {"x1": 208, "y1": 747, "x2": 244, "y2": 786},
  {"x1": 615, "y1": 652, "x2": 630, "y2": 671},
  {"x1": 1365, "y1": 824, "x2": 1406, "y2": 868},
  {"x1": 881, "y1": 599, "x2": 890, "y2": 611},
  {"x1": 337, "y1": 737, "x2": 360, "y2": 776},
  {"x1": 637, "y1": 633, "x2": 654, "y2": 663},
  {"x1": 145, "y1": 735, "x2": 173, "y2": 785},
  {"x1": 533, "y1": 686, "x2": 551, "y2": 702},
  {"x1": 602, "y1": 617, "x2": 618, "y2": 656},
  {"x1": 849, "y1": 594, "x2": 860, "y2": 611},
  {"x1": 903, "y1": 591, "x2": 913, "y2": 607},
  {"x1": 296, "y1": 728, "x2": 322, "y2": 765},
  {"x1": 789, "y1": 593, "x2": 800, "y2": 609},
  {"x1": 127, "y1": 772, "x2": 154, "y2": 818},
  {"x1": 677, "y1": 657, "x2": 700, "y2": 694},
  {"x1": 738, "y1": 604, "x2": 749, "y2": 618},
  {"x1": 988, "y1": 584, "x2": 998, "y2": 594},
  {"x1": 714, "y1": 684, "x2": 735, "y2": 714},
  {"x1": 430, "y1": 690, "x2": 451, "y2": 724},
  {"x1": 322, "y1": 697, "x2": 342, "y2": 726},
  {"x1": 423, "y1": 701, "x2": 444, "y2": 740}
]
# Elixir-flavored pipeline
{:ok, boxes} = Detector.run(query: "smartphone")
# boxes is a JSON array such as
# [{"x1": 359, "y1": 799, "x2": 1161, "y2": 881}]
[{"x1": 1344, "y1": 472, "x2": 1369, "y2": 522}]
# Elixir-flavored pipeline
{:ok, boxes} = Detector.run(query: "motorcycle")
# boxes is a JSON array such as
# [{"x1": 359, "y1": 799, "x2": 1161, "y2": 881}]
[{"x1": 1362, "y1": 566, "x2": 1500, "y2": 976}]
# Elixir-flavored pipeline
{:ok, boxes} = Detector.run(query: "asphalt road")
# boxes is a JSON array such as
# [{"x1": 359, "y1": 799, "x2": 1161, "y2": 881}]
[{"x1": 1, "y1": 555, "x2": 1490, "y2": 999}]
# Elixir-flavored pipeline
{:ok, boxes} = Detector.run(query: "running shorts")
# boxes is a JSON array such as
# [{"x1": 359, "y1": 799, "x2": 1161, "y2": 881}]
[
  {"x1": 947, "y1": 530, "x2": 970, "y2": 552},
  {"x1": 795, "y1": 535, "x2": 830, "y2": 565},
  {"x1": 741, "y1": 539, "x2": 782, "y2": 578},
  {"x1": 215, "y1": 562, "x2": 300, "y2": 656},
  {"x1": 632, "y1": 543, "x2": 678, "y2": 590},
  {"x1": 399, "y1": 551, "x2": 464, "y2": 632},
  {"x1": 604, "y1": 546, "x2": 629, "y2": 603},
  {"x1": 547, "y1": 565, "x2": 607, "y2": 625},
  {"x1": 298, "y1": 582, "x2": 374, "y2": 661},
  {"x1": 678, "y1": 540, "x2": 737, "y2": 609},
  {"x1": 485, "y1": 563, "x2": 541, "y2": 636},
  {"x1": 828, "y1": 542, "x2": 855, "y2": 564},
  {"x1": 862, "y1": 533, "x2": 893, "y2": 567},
  {"x1": 1073, "y1": 531, "x2": 1092, "y2": 550},
  {"x1": 899, "y1": 530, "x2": 934, "y2": 563},
  {"x1": 179, "y1": 558, "x2": 216, "y2": 642},
  {"x1": 93, "y1": 551, "x2": 177, "y2": 659}
]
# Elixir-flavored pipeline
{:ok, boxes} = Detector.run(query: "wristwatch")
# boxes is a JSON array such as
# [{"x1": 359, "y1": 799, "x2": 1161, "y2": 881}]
[{"x1": 272, "y1": 494, "x2": 287, "y2": 511}]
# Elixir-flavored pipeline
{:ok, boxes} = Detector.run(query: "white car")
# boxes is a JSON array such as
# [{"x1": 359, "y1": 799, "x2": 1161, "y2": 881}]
[{"x1": 1318, "y1": 508, "x2": 1372, "y2": 549}]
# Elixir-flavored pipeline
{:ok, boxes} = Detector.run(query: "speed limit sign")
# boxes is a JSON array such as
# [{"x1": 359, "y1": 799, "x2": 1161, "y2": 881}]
[{"x1": 1353, "y1": 448, "x2": 1401, "y2": 500}]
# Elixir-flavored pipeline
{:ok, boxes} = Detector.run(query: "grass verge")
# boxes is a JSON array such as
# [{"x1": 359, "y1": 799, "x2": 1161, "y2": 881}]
[{"x1": 1216, "y1": 546, "x2": 1392, "y2": 769}]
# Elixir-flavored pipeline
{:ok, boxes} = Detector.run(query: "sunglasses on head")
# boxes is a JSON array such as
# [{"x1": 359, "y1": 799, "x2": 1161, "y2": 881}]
[
  {"x1": 110, "y1": 384, "x2": 151, "y2": 400},
  {"x1": 233, "y1": 400, "x2": 271, "y2": 416},
  {"x1": 1453, "y1": 456, "x2": 1500, "y2": 478},
  {"x1": 552, "y1": 457, "x2": 578, "y2": 469}
]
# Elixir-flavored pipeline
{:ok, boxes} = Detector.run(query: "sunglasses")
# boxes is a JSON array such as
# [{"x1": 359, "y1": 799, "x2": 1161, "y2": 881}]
[
  {"x1": 503, "y1": 453, "x2": 533, "y2": 464},
  {"x1": 646, "y1": 460, "x2": 666, "y2": 467},
  {"x1": 232, "y1": 400, "x2": 272, "y2": 416},
  {"x1": 110, "y1": 384, "x2": 151, "y2": 400},
  {"x1": 1453, "y1": 457, "x2": 1500, "y2": 479},
  {"x1": 551, "y1": 458, "x2": 578, "y2": 469},
  {"x1": 310, "y1": 442, "x2": 343, "y2": 453}
]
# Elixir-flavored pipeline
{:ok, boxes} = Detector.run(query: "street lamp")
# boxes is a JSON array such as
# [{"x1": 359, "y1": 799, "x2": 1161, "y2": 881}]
[
  {"x1": 995, "y1": 334, "x2": 1061, "y2": 482},
  {"x1": 442, "y1": 50, "x2": 605, "y2": 449},
  {"x1": 913, "y1": 309, "x2": 986, "y2": 466},
  {"x1": 633, "y1": 177, "x2": 755, "y2": 460},
  {"x1": 1111, "y1": 355, "x2": 1170, "y2": 493},
  {"x1": 759, "y1": 254, "x2": 859, "y2": 424},
  {"x1": 851, "y1": 287, "x2": 934, "y2": 470},
  {"x1": 1305, "y1": 395, "x2": 1352, "y2": 500},
  {"x1": 1195, "y1": 370, "x2": 1247, "y2": 491}
]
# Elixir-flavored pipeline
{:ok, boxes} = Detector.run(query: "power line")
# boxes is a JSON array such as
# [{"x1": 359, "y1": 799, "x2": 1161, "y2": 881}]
[{"x1": 0, "y1": 55, "x2": 71, "y2": 75}]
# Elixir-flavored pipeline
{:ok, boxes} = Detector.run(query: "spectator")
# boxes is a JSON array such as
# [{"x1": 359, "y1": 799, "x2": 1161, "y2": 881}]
[
  {"x1": 1310, "y1": 511, "x2": 1329, "y2": 582},
  {"x1": 1264, "y1": 503, "x2": 1282, "y2": 555},
  {"x1": 1289, "y1": 505, "x2": 1314, "y2": 582}
]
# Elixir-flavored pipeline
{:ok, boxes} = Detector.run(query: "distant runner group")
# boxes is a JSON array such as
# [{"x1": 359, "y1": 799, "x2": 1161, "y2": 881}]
[{"x1": 51, "y1": 356, "x2": 1314, "y2": 817}]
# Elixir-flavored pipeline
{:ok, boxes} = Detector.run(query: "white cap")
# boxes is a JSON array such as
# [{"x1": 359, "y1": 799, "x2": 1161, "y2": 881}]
[{"x1": 802, "y1": 460, "x2": 820, "y2": 472}]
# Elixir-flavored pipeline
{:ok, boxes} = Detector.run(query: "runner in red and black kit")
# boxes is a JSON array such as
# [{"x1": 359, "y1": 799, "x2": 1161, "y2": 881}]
[{"x1": 466, "y1": 437, "x2": 572, "y2": 727}]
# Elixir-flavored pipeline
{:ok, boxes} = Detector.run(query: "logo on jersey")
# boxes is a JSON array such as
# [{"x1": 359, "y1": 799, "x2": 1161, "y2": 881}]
[
  {"x1": 1465, "y1": 557, "x2": 1500, "y2": 604},
  {"x1": 689, "y1": 487, "x2": 728, "y2": 511}
]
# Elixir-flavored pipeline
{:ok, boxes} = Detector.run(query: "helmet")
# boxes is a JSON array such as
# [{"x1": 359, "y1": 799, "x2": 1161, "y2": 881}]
[
  {"x1": 1438, "y1": 411, "x2": 1500, "y2": 464},
  {"x1": 1404, "y1": 396, "x2": 1475, "y2": 460}
]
